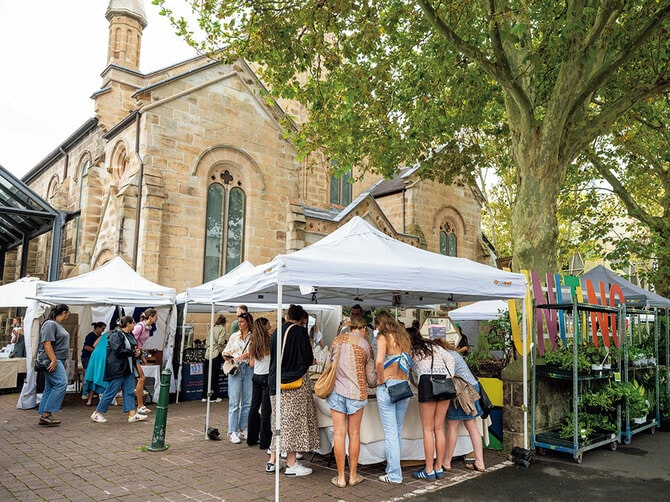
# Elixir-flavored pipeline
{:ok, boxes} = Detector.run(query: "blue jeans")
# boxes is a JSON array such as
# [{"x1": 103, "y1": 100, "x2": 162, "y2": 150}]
[
  {"x1": 227, "y1": 362, "x2": 253, "y2": 433},
  {"x1": 38, "y1": 360, "x2": 67, "y2": 415},
  {"x1": 97, "y1": 373, "x2": 137, "y2": 414},
  {"x1": 376, "y1": 379, "x2": 411, "y2": 482}
]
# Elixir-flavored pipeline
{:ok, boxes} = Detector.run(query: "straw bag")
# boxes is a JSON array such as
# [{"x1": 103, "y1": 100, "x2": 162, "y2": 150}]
[{"x1": 314, "y1": 345, "x2": 341, "y2": 399}]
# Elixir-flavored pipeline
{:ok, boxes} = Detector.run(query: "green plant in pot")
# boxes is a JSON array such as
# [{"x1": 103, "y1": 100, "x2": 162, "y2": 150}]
[
  {"x1": 559, "y1": 413, "x2": 594, "y2": 441},
  {"x1": 624, "y1": 380, "x2": 651, "y2": 421},
  {"x1": 584, "y1": 341, "x2": 608, "y2": 370},
  {"x1": 540, "y1": 341, "x2": 590, "y2": 372}
]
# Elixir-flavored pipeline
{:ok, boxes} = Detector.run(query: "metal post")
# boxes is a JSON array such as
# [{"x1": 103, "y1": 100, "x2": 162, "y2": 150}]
[{"x1": 147, "y1": 368, "x2": 172, "y2": 452}]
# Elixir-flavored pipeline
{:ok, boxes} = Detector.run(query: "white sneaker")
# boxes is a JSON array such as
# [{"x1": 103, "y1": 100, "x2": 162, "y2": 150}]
[
  {"x1": 111, "y1": 398, "x2": 118, "y2": 406},
  {"x1": 284, "y1": 462, "x2": 312, "y2": 476},
  {"x1": 238, "y1": 430, "x2": 247, "y2": 440},
  {"x1": 229, "y1": 432, "x2": 241, "y2": 444},
  {"x1": 280, "y1": 452, "x2": 304, "y2": 460},
  {"x1": 209, "y1": 397, "x2": 223, "y2": 403},
  {"x1": 137, "y1": 406, "x2": 151, "y2": 414},
  {"x1": 202, "y1": 398, "x2": 207, "y2": 402},
  {"x1": 90, "y1": 411, "x2": 107, "y2": 423},
  {"x1": 128, "y1": 413, "x2": 148, "y2": 423}
]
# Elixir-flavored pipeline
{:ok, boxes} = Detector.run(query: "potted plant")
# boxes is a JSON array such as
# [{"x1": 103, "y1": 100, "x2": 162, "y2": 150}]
[
  {"x1": 624, "y1": 380, "x2": 651, "y2": 423},
  {"x1": 540, "y1": 341, "x2": 591, "y2": 372},
  {"x1": 584, "y1": 342, "x2": 608, "y2": 371},
  {"x1": 559, "y1": 413, "x2": 594, "y2": 441}
]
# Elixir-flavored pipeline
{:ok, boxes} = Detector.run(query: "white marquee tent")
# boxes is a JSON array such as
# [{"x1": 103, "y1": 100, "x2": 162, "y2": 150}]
[
  {"x1": 17, "y1": 257, "x2": 177, "y2": 409},
  {"x1": 0, "y1": 277, "x2": 45, "y2": 308},
  {"x1": 210, "y1": 216, "x2": 529, "y2": 500},
  {"x1": 212, "y1": 216, "x2": 527, "y2": 307},
  {"x1": 448, "y1": 300, "x2": 509, "y2": 321}
]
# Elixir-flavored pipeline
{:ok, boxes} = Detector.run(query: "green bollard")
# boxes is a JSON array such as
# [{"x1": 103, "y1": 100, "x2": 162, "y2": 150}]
[{"x1": 147, "y1": 368, "x2": 171, "y2": 452}]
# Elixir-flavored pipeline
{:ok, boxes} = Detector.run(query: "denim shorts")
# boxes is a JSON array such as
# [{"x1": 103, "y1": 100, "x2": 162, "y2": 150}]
[
  {"x1": 447, "y1": 384, "x2": 483, "y2": 420},
  {"x1": 326, "y1": 391, "x2": 367, "y2": 415}
]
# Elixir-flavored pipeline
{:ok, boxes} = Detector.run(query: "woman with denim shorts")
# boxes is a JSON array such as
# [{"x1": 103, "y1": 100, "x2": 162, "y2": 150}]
[
  {"x1": 442, "y1": 346, "x2": 486, "y2": 472},
  {"x1": 325, "y1": 313, "x2": 377, "y2": 488},
  {"x1": 374, "y1": 310, "x2": 413, "y2": 484}
]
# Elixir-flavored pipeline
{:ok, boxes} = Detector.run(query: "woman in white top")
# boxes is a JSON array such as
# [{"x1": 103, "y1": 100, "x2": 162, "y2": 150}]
[
  {"x1": 222, "y1": 311, "x2": 253, "y2": 444},
  {"x1": 247, "y1": 317, "x2": 272, "y2": 451},
  {"x1": 408, "y1": 327, "x2": 456, "y2": 481}
]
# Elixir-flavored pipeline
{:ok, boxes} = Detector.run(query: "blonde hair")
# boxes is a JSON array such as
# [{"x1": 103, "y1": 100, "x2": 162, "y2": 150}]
[
  {"x1": 374, "y1": 310, "x2": 410, "y2": 353},
  {"x1": 349, "y1": 313, "x2": 367, "y2": 330}
]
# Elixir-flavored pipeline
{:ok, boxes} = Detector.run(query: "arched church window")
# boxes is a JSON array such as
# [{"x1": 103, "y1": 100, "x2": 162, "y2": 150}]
[
  {"x1": 74, "y1": 158, "x2": 91, "y2": 262},
  {"x1": 330, "y1": 161, "x2": 352, "y2": 206},
  {"x1": 204, "y1": 169, "x2": 246, "y2": 282},
  {"x1": 439, "y1": 221, "x2": 458, "y2": 257}
]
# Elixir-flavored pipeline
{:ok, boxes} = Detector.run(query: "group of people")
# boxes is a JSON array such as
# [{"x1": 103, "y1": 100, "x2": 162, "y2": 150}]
[
  {"x1": 205, "y1": 304, "x2": 319, "y2": 476},
  {"x1": 322, "y1": 308, "x2": 485, "y2": 487},
  {"x1": 35, "y1": 304, "x2": 159, "y2": 427},
  {"x1": 211, "y1": 303, "x2": 485, "y2": 485}
]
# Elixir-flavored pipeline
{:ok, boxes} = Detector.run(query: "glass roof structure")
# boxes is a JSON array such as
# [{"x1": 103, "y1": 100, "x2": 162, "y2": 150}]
[{"x1": 0, "y1": 164, "x2": 66, "y2": 280}]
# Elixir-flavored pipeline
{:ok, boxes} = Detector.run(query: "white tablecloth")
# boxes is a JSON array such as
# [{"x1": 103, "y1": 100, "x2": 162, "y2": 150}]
[
  {"x1": 313, "y1": 394, "x2": 487, "y2": 465},
  {"x1": 0, "y1": 358, "x2": 26, "y2": 389},
  {"x1": 141, "y1": 364, "x2": 161, "y2": 401}
]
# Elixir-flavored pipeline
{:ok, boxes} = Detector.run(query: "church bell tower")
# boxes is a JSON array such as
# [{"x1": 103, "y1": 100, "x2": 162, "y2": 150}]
[{"x1": 105, "y1": 0, "x2": 147, "y2": 71}]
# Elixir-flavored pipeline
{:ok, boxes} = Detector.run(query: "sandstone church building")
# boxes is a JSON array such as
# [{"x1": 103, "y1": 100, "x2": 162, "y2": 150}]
[{"x1": 2, "y1": 0, "x2": 492, "y2": 291}]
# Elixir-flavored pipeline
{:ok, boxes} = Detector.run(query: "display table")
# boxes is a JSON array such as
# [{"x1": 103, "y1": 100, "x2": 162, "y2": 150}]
[
  {"x1": 313, "y1": 394, "x2": 488, "y2": 465},
  {"x1": 0, "y1": 358, "x2": 26, "y2": 389},
  {"x1": 141, "y1": 364, "x2": 161, "y2": 402}
]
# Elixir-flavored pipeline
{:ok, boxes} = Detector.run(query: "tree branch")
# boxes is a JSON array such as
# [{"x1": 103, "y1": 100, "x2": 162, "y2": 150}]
[
  {"x1": 586, "y1": 149, "x2": 663, "y2": 231},
  {"x1": 569, "y1": 2, "x2": 670, "y2": 115},
  {"x1": 415, "y1": 0, "x2": 534, "y2": 118},
  {"x1": 566, "y1": 78, "x2": 670, "y2": 160}
]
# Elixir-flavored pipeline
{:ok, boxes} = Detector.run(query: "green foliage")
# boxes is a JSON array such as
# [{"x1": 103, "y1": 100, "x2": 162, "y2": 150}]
[
  {"x1": 559, "y1": 413, "x2": 594, "y2": 441},
  {"x1": 155, "y1": 0, "x2": 670, "y2": 275},
  {"x1": 540, "y1": 341, "x2": 591, "y2": 372}
]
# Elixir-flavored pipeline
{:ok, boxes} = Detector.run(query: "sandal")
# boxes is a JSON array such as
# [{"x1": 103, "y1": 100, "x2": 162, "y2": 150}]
[
  {"x1": 331, "y1": 476, "x2": 346, "y2": 488},
  {"x1": 348, "y1": 476, "x2": 365, "y2": 486},
  {"x1": 39, "y1": 415, "x2": 61, "y2": 426}
]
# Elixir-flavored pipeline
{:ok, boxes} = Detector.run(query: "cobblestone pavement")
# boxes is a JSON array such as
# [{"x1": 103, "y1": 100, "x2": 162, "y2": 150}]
[{"x1": 0, "y1": 392, "x2": 508, "y2": 501}]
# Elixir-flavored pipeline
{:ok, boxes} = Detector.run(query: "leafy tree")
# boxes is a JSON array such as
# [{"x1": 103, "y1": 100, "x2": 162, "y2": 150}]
[
  {"x1": 155, "y1": 0, "x2": 670, "y2": 273},
  {"x1": 584, "y1": 94, "x2": 670, "y2": 297}
]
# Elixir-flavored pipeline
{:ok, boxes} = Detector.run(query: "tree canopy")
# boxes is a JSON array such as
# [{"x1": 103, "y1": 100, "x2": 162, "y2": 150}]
[{"x1": 156, "y1": 0, "x2": 670, "y2": 274}]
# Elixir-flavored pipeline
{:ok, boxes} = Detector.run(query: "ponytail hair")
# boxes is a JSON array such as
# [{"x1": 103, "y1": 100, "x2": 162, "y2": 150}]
[
  {"x1": 49, "y1": 304, "x2": 69, "y2": 320},
  {"x1": 140, "y1": 308, "x2": 158, "y2": 322}
]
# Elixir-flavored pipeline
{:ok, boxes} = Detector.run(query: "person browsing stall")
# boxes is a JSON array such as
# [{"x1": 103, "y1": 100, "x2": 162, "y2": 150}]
[
  {"x1": 223, "y1": 311, "x2": 254, "y2": 444},
  {"x1": 91, "y1": 316, "x2": 148, "y2": 424},
  {"x1": 326, "y1": 313, "x2": 377, "y2": 488},
  {"x1": 36, "y1": 304, "x2": 71, "y2": 427}
]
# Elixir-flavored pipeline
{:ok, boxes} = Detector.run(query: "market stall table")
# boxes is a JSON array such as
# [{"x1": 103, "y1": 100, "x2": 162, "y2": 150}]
[
  {"x1": 140, "y1": 364, "x2": 161, "y2": 402},
  {"x1": 313, "y1": 393, "x2": 488, "y2": 464},
  {"x1": 0, "y1": 358, "x2": 26, "y2": 389}
]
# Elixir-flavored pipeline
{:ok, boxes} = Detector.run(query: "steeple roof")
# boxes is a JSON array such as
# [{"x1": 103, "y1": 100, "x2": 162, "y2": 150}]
[{"x1": 106, "y1": 0, "x2": 148, "y2": 28}]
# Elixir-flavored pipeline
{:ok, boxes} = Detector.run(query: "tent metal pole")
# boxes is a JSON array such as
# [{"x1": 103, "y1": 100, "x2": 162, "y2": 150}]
[
  {"x1": 522, "y1": 295, "x2": 529, "y2": 450},
  {"x1": 275, "y1": 284, "x2": 283, "y2": 502},
  {"x1": 175, "y1": 303, "x2": 188, "y2": 404},
  {"x1": 205, "y1": 301, "x2": 215, "y2": 438}
]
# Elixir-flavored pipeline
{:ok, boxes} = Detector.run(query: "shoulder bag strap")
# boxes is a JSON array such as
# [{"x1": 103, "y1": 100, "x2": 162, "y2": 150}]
[{"x1": 280, "y1": 323, "x2": 296, "y2": 359}]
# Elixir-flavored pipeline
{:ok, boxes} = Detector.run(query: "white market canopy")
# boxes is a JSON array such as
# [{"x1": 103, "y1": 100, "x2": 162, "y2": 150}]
[
  {"x1": 176, "y1": 260, "x2": 255, "y2": 309},
  {"x1": 448, "y1": 300, "x2": 509, "y2": 322},
  {"x1": 213, "y1": 216, "x2": 527, "y2": 306},
  {"x1": 34, "y1": 257, "x2": 176, "y2": 306},
  {"x1": 0, "y1": 276, "x2": 45, "y2": 307}
]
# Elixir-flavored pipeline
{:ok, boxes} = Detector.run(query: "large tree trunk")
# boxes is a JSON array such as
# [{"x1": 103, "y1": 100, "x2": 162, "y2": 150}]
[{"x1": 511, "y1": 135, "x2": 565, "y2": 274}]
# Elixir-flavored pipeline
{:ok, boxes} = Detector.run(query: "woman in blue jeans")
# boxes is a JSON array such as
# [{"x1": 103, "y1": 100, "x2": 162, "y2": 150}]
[
  {"x1": 222, "y1": 311, "x2": 254, "y2": 444},
  {"x1": 374, "y1": 310, "x2": 413, "y2": 484},
  {"x1": 36, "y1": 304, "x2": 71, "y2": 426}
]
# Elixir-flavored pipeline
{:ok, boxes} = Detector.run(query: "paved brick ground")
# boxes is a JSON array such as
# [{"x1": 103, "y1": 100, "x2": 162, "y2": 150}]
[{"x1": 0, "y1": 392, "x2": 508, "y2": 501}]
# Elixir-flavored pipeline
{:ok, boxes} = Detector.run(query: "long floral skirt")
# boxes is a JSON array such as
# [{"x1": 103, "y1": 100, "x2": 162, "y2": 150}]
[{"x1": 270, "y1": 374, "x2": 320, "y2": 453}]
